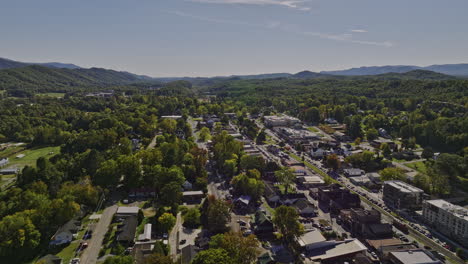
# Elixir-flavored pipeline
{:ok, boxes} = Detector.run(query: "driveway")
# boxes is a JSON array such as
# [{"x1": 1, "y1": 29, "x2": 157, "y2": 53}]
[{"x1": 80, "y1": 205, "x2": 117, "y2": 264}]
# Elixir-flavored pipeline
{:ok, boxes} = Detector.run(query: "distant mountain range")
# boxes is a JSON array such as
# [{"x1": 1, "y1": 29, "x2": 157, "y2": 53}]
[
  {"x1": 1, "y1": 57, "x2": 466, "y2": 88},
  {"x1": 321, "y1": 64, "x2": 468, "y2": 76},
  {"x1": 0, "y1": 57, "x2": 81, "y2": 70}
]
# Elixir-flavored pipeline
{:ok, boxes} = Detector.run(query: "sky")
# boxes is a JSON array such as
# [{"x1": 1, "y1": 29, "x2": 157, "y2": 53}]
[{"x1": 1, "y1": 0, "x2": 468, "y2": 77}]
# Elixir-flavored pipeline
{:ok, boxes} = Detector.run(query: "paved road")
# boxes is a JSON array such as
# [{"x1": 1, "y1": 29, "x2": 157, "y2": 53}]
[
  {"x1": 169, "y1": 212, "x2": 182, "y2": 257},
  {"x1": 147, "y1": 135, "x2": 158, "y2": 149},
  {"x1": 80, "y1": 205, "x2": 117, "y2": 264}
]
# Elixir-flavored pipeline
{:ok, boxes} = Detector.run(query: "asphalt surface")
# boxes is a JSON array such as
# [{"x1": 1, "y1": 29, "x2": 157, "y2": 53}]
[
  {"x1": 169, "y1": 212, "x2": 182, "y2": 257},
  {"x1": 80, "y1": 205, "x2": 117, "y2": 264}
]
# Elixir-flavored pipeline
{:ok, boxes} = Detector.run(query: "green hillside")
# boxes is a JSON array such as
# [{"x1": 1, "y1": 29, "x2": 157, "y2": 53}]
[{"x1": 0, "y1": 65, "x2": 150, "y2": 95}]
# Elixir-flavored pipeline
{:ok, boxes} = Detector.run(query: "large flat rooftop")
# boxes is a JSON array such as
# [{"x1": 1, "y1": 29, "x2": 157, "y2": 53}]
[{"x1": 384, "y1": 180, "x2": 423, "y2": 193}]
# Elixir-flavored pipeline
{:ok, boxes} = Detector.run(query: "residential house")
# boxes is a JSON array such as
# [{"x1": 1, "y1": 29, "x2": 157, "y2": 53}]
[
  {"x1": 292, "y1": 199, "x2": 317, "y2": 217},
  {"x1": 234, "y1": 195, "x2": 251, "y2": 212},
  {"x1": 325, "y1": 118, "x2": 338, "y2": 125},
  {"x1": 182, "y1": 191, "x2": 205, "y2": 204},
  {"x1": 182, "y1": 181, "x2": 193, "y2": 190},
  {"x1": 253, "y1": 210, "x2": 274, "y2": 234},
  {"x1": 378, "y1": 128, "x2": 391, "y2": 139},
  {"x1": 371, "y1": 138, "x2": 396, "y2": 149},
  {"x1": 264, "y1": 182, "x2": 281, "y2": 207},
  {"x1": 50, "y1": 220, "x2": 80, "y2": 246}
]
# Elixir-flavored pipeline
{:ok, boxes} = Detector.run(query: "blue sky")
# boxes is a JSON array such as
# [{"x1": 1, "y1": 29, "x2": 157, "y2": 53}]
[{"x1": 1, "y1": 0, "x2": 467, "y2": 77}]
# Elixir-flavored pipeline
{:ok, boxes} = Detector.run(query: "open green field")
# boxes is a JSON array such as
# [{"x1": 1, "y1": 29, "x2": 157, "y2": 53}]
[
  {"x1": 307, "y1": 126, "x2": 319, "y2": 133},
  {"x1": 0, "y1": 144, "x2": 26, "y2": 158},
  {"x1": 36, "y1": 93, "x2": 65, "y2": 98},
  {"x1": 6, "y1": 146, "x2": 60, "y2": 168},
  {"x1": 406, "y1": 161, "x2": 428, "y2": 174}
]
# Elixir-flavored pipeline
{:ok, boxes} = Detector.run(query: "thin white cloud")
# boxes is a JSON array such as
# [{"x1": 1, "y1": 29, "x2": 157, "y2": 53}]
[
  {"x1": 167, "y1": 11, "x2": 394, "y2": 47},
  {"x1": 188, "y1": 0, "x2": 312, "y2": 11},
  {"x1": 351, "y1": 29, "x2": 368, "y2": 33}
]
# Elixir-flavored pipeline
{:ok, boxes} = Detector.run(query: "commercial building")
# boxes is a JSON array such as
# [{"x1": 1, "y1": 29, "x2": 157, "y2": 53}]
[
  {"x1": 387, "y1": 249, "x2": 442, "y2": 264},
  {"x1": 116, "y1": 206, "x2": 140, "y2": 217},
  {"x1": 264, "y1": 115, "x2": 300, "y2": 127},
  {"x1": 422, "y1": 199, "x2": 468, "y2": 247},
  {"x1": 273, "y1": 127, "x2": 320, "y2": 145},
  {"x1": 382, "y1": 181, "x2": 424, "y2": 210},
  {"x1": 340, "y1": 209, "x2": 392, "y2": 238},
  {"x1": 318, "y1": 184, "x2": 361, "y2": 214},
  {"x1": 297, "y1": 176, "x2": 325, "y2": 187}
]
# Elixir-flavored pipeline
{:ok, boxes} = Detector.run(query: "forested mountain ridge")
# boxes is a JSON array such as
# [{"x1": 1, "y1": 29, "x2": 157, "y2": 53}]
[
  {"x1": 0, "y1": 65, "x2": 157, "y2": 95},
  {"x1": 0, "y1": 57, "x2": 81, "y2": 70},
  {"x1": 321, "y1": 63, "x2": 468, "y2": 76}
]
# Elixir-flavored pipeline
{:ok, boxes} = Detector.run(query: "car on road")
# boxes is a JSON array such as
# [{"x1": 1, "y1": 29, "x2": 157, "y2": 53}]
[
  {"x1": 83, "y1": 230, "x2": 93, "y2": 240},
  {"x1": 70, "y1": 258, "x2": 80, "y2": 264},
  {"x1": 76, "y1": 242, "x2": 88, "y2": 252},
  {"x1": 179, "y1": 239, "x2": 187, "y2": 245}
]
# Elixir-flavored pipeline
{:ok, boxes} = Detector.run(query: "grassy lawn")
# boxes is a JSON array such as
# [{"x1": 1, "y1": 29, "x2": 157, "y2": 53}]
[
  {"x1": 307, "y1": 127, "x2": 319, "y2": 133},
  {"x1": 405, "y1": 161, "x2": 427, "y2": 174},
  {"x1": 6, "y1": 146, "x2": 60, "y2": 168},
  {"x1": 0, "y1": 174, "x2": 16, "y2": 190},
  {"x1": 36, "y1": 93, "x2": 65, "y2": 98},
  {"x1": 391, "y1": 157, "x2": 407, "y2": 163},
  {"x1": 56, "y1": 241, "x2": 80, "y2": 264},
  {"x1": 276, "y1": 184, "x2": 296, "y2": 195},
  {"x1": 0, "y1": 145, "x2": 26, "y2": 158}
]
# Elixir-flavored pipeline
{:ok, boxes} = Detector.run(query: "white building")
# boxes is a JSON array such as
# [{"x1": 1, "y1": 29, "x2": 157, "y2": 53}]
[
  {"x1": 264, "y1": 115, "x2": 300, "y2": 127},
  {"x1": 310, "y1": 148, "x2": 327, "y2": 158},
  {"x1": 138, "y1": 223, "x2": 152, "y2": 241},
  {"x1": 0, "y1": 158, "x2": 8, "y2": 167},
  {"x1": 422, "y1": 199, "x2": 468, "y2": 247}
]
